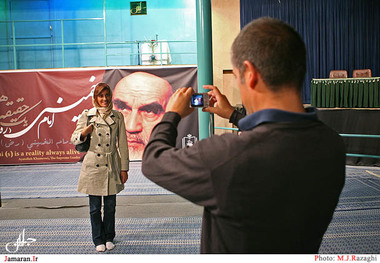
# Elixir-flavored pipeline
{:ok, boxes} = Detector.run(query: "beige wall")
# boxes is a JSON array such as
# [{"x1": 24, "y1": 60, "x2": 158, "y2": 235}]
[{"x1": 211, "y1": 0, "x2": 241, "y2": 134}]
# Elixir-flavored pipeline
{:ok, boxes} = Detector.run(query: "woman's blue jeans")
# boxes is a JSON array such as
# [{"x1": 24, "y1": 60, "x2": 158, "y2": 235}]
[{"x1": 89, "y1": 195, "x2": 116, "y2": 246}]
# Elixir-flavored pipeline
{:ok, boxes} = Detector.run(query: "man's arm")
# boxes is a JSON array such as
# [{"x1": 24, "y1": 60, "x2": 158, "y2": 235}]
[
  {"x1": 142, "y1": 88, "x2": 216, "y2": 207},
  {"x1": 142, "y1": 112, "x2": 216, "y2": 207},
  {"x1": 229, "y1": 110, "x2": 246, "y2": 127}
]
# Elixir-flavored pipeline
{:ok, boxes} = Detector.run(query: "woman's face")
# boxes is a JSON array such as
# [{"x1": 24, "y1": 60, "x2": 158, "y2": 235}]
[{"x1": 96, "y1": 89, "x2": 111, "y2": 108}]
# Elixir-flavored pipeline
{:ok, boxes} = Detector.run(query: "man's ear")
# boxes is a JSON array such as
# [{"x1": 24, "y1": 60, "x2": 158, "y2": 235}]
[{"x1": 243, "y1": 60, "x2": 259, "y2": 89}]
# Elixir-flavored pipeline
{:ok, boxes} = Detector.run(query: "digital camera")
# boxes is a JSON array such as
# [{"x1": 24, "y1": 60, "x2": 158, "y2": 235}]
[{"x1": 190, "y1": 93, "x2": 209, "y2": 108}]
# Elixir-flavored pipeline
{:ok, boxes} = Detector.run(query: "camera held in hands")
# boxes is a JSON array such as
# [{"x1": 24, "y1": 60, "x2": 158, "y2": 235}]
[{"x1": 190, "y1": 93, "x2": 209, "y2": 108}]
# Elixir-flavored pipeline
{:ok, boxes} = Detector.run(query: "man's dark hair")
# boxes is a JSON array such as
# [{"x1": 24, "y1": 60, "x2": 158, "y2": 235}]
[{"x1": 231, "y1": 17, "x2": 306, "y2": 92}]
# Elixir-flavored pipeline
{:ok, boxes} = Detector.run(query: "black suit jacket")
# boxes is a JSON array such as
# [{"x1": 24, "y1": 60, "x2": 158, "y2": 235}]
[{"x1": 142, "y1": 112, "x2": 346, "y2": 253}]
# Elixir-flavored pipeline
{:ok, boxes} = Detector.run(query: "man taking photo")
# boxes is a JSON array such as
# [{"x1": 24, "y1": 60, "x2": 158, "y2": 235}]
[{"x1": 142, "y1": 17, "x2": 346, "y2": 254}]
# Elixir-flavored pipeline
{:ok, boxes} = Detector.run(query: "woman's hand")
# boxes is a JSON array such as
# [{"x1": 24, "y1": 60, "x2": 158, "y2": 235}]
[
  {"x1": 120, "y1": 171, "x2": 128, "y2": 184},
  {"x1": 80, "y1": 124, "x2": 93, "y2": 141}
]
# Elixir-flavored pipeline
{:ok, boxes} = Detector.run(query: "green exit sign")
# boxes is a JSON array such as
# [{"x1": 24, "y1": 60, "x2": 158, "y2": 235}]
[{"x1": 130, "y1": 1, "x2": 147, "y2": 15}]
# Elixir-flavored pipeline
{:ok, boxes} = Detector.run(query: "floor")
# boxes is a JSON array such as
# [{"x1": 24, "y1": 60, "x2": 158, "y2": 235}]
[{"x1": 0, "y1": 163, "x2": 379, "y2": 256}]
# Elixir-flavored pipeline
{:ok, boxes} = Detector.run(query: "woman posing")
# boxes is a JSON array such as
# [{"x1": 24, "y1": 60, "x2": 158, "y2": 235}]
[{"x1": 71, "y1": 83, "x2": 129, "y2": 252}]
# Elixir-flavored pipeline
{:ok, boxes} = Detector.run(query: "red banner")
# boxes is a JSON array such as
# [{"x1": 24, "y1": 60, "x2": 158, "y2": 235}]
[{"x1": 0, "y1": 66, "x2": 198, "y2": 165}]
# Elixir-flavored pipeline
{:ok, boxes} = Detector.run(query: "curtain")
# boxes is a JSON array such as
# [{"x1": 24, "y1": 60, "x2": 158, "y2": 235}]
[{"x1": 240, "y1": 0, "x2": 380, "y2": 104}]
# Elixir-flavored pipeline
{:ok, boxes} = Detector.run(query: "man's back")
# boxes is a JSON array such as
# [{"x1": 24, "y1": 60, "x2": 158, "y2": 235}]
[
  {"x1": 142, "y1": 17, "x2": 346, "y2": 255},
  {"x1": 198, "y1": 119, "x2": 346, "y2": 253}
]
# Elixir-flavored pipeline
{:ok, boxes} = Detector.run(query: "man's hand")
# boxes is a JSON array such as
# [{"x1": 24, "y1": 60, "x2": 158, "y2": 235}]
[
  {"x1": 166, "y1": 87, "x2": 195, "y2": 118},
  {"x1": 120, "y1": 171, "x2": 128, "y2": 184},
  {"x1": 202, "y1": 85, "x2": 235, "y2": 119}
]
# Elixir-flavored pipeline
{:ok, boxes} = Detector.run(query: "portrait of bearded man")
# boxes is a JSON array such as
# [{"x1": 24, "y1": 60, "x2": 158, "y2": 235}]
[{"x1": 113, "y1": 72, "x2": 173, "y2": 160}]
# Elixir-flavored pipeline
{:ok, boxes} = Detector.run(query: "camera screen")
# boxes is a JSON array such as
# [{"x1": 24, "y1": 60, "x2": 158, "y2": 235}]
[{"x1": 191, "y1": 94, "x2": 204, "y2": 107}]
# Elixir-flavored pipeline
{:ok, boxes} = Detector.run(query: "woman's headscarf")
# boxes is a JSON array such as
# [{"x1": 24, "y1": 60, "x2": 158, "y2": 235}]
[{"x1": 92, "y1": 82, "x2": 113, "y2": 118}]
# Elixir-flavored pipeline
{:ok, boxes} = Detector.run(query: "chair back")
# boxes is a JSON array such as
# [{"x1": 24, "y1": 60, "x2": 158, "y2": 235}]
[
  {"x1": 353, "y1": 69, "x2": 372, "y2": 78},
  {"x1": 329, "y1": 70, "x2": 348, "y2": 78}
]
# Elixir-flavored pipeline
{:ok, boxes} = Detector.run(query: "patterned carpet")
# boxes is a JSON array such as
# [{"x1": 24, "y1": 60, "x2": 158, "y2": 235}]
[
  {"x1": 0, "y1": 162, "x2": 172, "y2": 199},
  {"x1": 318, "y1": 166, "x2": 380, "y2": 254},
  {"x1": 335, "y1": 166, "x2": 380, "y2": 211},
  {"x1": 0, "y1": 217, "x2": 201, "y2": 254},
  {"x1": 0, "y1": 164, "x2": 379, "y2": 254},
  {"x1": 319, "y1": 209, "x2": 380, "y2": 253}
]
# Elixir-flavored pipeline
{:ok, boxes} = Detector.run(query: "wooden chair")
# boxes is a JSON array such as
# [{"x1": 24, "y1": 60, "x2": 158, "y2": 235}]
[
  {"x1": 329, "y1": 70, "x2": 348, "y2": 78},
  {"x1": 353, "y1": 69, "x2": 372, "y2": 78}
]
